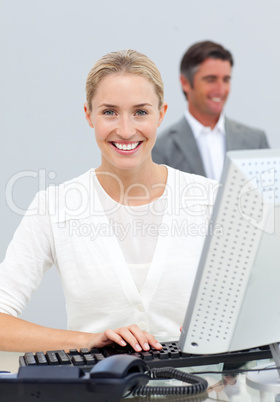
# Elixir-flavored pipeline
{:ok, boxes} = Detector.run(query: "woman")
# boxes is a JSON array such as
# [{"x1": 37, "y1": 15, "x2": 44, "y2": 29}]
[{"x1": 0, "y1": 50, "x2": 216, "y2": 353}]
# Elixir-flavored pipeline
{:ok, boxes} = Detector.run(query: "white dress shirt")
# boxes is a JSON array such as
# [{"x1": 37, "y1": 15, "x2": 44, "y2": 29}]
[{"x1": 185, "y1": 110, "x2": 226, "y2": 181}]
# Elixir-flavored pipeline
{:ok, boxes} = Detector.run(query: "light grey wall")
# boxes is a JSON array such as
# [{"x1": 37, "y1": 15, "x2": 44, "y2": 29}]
[{"x1": 1, "y1": 0, "x2": 280, "y2": 329}]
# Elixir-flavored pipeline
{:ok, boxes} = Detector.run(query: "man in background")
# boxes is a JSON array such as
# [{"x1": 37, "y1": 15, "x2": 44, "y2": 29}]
[{"x1": 152, "y1": 40, "x2": 269, "y2": 181}]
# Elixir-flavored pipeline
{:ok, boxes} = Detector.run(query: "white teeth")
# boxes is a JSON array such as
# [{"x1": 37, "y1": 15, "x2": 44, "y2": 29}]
[
  {"x1": 113, "y1": 142, "x2": 139, "y2": 151},
  {"x1": 211, "y1": 97, "x2": 222, "y2": 103}
]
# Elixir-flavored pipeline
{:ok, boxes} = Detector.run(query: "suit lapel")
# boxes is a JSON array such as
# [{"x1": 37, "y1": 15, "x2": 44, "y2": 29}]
[
  {"x1": 225, "y1": 118, "x2": 238, "y2": 151},
  {"x1": 173, "y1": 117, "x2": 206, "y2": 176}
]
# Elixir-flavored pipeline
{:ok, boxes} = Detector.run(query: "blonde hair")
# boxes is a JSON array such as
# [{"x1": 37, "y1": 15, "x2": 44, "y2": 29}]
[{"x1": 86, "y1": 49, "x2": 164, "y2": 112}]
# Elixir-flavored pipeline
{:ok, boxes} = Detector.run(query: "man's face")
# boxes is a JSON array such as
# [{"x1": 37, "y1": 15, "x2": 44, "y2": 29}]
[{"x1": 181, "y1": 58, "x2": 232, "y2": 126}]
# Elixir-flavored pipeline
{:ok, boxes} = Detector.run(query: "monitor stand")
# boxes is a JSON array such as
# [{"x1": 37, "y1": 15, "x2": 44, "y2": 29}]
[{"x1": 246, "y1": 343, "x2": 280, "y2": 393}]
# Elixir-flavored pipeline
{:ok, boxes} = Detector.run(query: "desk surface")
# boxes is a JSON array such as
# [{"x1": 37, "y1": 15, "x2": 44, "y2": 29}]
[
  {"x1": 0, "y1": 351, "x2": 278, "y2": 401},
  {"x1": 0, "y1": 351, "x2": 21, "y2": 373}
]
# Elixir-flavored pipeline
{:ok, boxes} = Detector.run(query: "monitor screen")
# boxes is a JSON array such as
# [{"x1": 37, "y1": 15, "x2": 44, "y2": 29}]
[{"x1": 179, "y1": 148, "x2": 280, "y2": 356}]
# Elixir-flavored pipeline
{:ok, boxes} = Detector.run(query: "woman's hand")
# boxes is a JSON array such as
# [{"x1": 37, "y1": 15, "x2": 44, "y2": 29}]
[{"x1": 92, "y1": 324, "x2": 162, "y2": 352}]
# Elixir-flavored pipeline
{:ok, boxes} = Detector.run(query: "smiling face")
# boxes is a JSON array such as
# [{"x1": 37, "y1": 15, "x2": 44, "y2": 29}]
[
  {"x1": 180, "y1": 58, "x2": 231, "y2": 128},
  {"x1": 85, "y1": 73, "x2": 167, "y2": 174}
]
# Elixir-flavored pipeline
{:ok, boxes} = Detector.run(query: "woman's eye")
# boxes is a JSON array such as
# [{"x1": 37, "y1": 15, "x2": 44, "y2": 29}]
[
  {"x1": 103, "y1": 110, "x2": 115, "y2": 116},
  {"x1": 135, "y1": 110, "x2": 147, "y2": 116}
]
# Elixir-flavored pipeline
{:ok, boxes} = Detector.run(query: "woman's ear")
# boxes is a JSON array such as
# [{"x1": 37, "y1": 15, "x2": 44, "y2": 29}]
[
  {"x1": 158, "y1": 102, "x2": 168, "y2": 127},
  {"x1": 84, "y1": 103, "x2": 94, "y2": 128}
]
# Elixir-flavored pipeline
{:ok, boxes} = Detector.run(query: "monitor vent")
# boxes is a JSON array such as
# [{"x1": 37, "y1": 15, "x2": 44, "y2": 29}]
[{"x1": 187, "y1": 156, "x2": 279, "y2": 352}]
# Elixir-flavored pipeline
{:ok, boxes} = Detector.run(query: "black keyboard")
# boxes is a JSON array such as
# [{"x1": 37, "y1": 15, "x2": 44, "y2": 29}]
[{"x1": 19, "y1": 341, "x2": 272, "y2": 371}]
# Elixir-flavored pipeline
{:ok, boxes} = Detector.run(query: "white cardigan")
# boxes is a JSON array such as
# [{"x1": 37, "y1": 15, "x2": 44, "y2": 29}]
[{"x1": 0, "y1": 166, "x2": 217, "y2": 342}]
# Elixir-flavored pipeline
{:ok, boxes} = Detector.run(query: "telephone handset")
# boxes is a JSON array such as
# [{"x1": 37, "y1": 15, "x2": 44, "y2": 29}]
[
  {"x1": 0, "y1": 355, "x2": 148, "y2": 401},
  {"x1": 0, "y1": 354, "x2": 208, "y2": 401}
]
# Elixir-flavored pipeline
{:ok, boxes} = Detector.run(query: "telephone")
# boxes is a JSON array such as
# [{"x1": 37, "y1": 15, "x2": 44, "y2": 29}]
[
  {"x1": 0, "y1": 355, "x2": 149, "y2": 402},
  {"x1": 0, "y1": 354, "x2": 208, "y2": 401}
]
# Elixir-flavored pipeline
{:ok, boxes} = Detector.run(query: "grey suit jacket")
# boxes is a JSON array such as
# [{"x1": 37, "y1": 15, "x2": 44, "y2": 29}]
[{"x1": 152, "y1": 116, "x2": 269, "y2": 177}]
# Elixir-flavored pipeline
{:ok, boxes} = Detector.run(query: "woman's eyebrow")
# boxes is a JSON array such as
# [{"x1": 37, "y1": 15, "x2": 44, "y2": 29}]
[
  {"x1": 98, "y1": 102, "x2": 153, "y2": 109},
  {"x1": 134, "y1": 103, "x2": 153, "y2": 107},
  {"x1": 98, "y1": 103, "x2": 116, "y2": 108}
]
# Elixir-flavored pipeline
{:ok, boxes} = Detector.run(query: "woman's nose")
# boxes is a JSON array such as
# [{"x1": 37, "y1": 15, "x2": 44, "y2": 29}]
[{"x1": 116, "y1": 115, "x2": 136, "y2": 138}]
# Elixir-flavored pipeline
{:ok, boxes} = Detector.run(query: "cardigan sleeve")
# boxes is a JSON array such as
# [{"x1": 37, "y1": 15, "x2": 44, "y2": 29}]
[{"x1": 0, "y1": 191, "x2": 55, "y2": 316}]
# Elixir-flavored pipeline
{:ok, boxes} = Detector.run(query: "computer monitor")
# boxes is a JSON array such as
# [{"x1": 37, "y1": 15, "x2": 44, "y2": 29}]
[{"x1": 179, "y1": 148, "x2": 280, "y2": 392}]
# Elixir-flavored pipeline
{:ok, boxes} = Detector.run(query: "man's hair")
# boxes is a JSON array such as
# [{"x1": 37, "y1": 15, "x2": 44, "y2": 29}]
[{"x1": 180, "y1": 40, "x2": 234, "y2": 87}]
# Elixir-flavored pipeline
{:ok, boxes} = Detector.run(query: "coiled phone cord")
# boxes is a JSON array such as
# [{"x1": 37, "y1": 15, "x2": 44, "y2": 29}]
[{"x1": 132, "y1": 366, "x2": 208, "y2": 396}]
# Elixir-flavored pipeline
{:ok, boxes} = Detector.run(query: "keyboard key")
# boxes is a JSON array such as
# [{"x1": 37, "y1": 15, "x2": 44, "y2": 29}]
[
  {"x1": 71, "y1": 355, "x2": 85, "y2": 366},
  {"x1": 141, "y1": 352, "x2": 153, "y2": 361},
  {"x1": 35, "y1": 352, "x2": 48, "y2": 365},
  {"x1": 151, "y1": 350, "x2": 160, "y2": 358},
  {"x1": 24, "y1": 352, "x2": 37, "y2": 366},
  {"x1": 158, "y1": 350, "x2": 169, "y2": 359},
  {"x1": 94, "y1": 353, "x2": 105, "y2": 362},
  {"x1": 80, "y1": 348, "x2": 90, "y2": 355},
  {"x1": 69, "y1": 349, "x2": 79, "y2": 355},
  {"x1": 90, "y1": 347, "x2": 100, "y2": 354},
  {"x1": 46, "y1": 351, "x2": 59, "y2": 365},
  {"x1": 169, "y1": 350, "x2": 180, "y2": 358},
  {"x1": 57, "y1": 350, "x2": 71, "y2": 365},
  {"x1": 84, "y1": 354, "x2": 96, "y2": 365}
]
